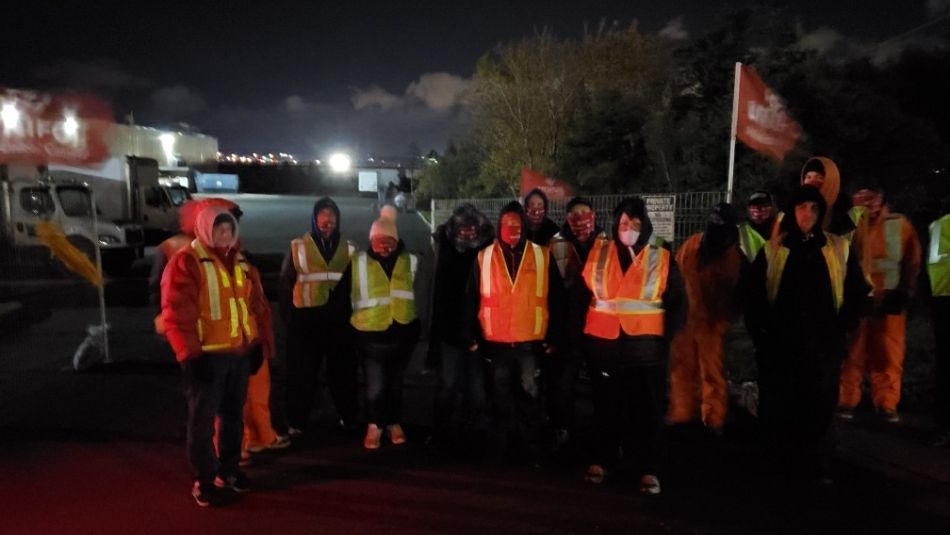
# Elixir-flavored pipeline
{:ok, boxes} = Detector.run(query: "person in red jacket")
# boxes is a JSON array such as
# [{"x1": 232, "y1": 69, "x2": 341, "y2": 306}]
[{"x1": 161, "y1": 205, "x2": 270, "y2": 507}]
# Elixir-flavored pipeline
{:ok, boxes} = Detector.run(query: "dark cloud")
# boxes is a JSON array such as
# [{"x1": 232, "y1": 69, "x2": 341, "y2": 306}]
[
  {"x1": 32, "y1": 60, "x2": 152, "y2": 91},
  {"x1": 149, "y1": 85, "x2": 207, "y2": 119}
]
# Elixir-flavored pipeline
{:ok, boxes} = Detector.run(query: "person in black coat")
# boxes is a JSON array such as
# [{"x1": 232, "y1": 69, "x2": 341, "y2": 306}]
[
  {"x1": 414, "y1": 203, "x2": 495, "y2": 452},
  {"x1": 745, "y1": 185, "x2": 870, "y2": 484},
  {"x1": 279, "y1": 197, "x2": 358, "y2": 435}
]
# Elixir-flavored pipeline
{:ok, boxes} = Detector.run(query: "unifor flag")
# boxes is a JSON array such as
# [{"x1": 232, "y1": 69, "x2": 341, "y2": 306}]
[
  {"x1": 520, "y1": 167, "x2": 573, "y2": 201},
  {"x1": 734, "y1": 65, "x2": 801, "y2": 161},
  {"x1": 0, "y1": 88, "x2": 113, "y2": 166}
]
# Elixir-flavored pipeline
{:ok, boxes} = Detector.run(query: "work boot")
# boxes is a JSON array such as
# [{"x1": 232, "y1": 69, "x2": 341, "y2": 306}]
[
  {"x1": 364, "y1": 423, "x2": 383, "y2": 450},
  {"x1": 880, "y1": 409, "x2": 900, "y2": 424},
  {"x1": 639, "y1": 474, "x2": 661, "y2": 495},
  {"x1": 215, "y1": 472, "x2": 251, "y2": 494},
  {"x1": 387, "y1": 424, "x2": 407, "y2": 445},
  {"x1": 836, "y1": 406, "x2": 855, "y2": 420}
]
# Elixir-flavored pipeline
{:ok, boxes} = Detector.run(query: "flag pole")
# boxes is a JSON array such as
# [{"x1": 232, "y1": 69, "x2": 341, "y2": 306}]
[{"x1": 726, "y1": 62, "x2": 741, "y2": 204}]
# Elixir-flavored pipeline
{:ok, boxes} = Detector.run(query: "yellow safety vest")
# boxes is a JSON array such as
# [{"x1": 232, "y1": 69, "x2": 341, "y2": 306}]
[
  {"x1": 291, "y1": 234, "x2": 355, "y2": 308},
  {"x1": 738, "y1": 223, "x2": 768, "y2": 263},
  {"x1": 350, "y1": 251, "x2": 418, "y2": 332},
  {"x1": 765, "y1": 232, "x2": 849, "y2": 311},
  {"x1": 929, "y1": 214, "x2": 950, "y2": 297},
  {"x1": 190, "y1": 240, "x2": 260, "y2": 353}
]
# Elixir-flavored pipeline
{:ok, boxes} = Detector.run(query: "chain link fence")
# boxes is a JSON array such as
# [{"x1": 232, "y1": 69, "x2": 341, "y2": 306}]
[{"x1": 431, "y1": 191, "x2": 725, "y2": 247}]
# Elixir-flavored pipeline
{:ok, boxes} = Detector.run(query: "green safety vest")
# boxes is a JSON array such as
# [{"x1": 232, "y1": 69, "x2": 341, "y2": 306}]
[
  {"x1": 929, "y1": 214, "x2": 950, "y2": 297},
  {"x1": 764, "y1": 232, "x2": 850, "y2": 311},
  {"x1": 738, "y1": 223, "x2": 768, "y2": 263},
  {"x1": 350, "y1": 250, "x2": 418, "y2": 332}
]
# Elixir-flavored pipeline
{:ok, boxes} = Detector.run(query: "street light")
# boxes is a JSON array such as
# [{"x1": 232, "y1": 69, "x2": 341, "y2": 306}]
[
  {"x1": 1, "y1": 102, "x2": 20, "y2": 132},
  {"x1": 328, "y1": 153, "x2": 352, "y2": 173}
]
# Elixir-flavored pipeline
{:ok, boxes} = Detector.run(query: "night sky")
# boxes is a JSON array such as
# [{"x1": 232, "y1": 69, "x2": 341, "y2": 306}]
[{"x1": 5, "y1": 0, "x2": 946, "y2": 159}]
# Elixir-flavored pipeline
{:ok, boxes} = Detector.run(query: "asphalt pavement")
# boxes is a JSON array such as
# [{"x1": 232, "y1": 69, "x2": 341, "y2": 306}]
[{"x1": 1, "y1": 194, "x2": 949, "y2": 534}]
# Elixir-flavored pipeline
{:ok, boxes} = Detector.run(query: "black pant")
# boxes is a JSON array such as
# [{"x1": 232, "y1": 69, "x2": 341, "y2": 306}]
[
  {"x1": 541, "y1": 352, "x2": 579, "y2": 431},
  {"x1": 286, "y1": 308, "x2": 358, "y2": 430},
  {"x1": 433, "y1": 342, "x2": 489, "y2": 432},
  {"x1": 934, "y1": 297, "x2": 950, "y2": 429},
  {"x1": 360, "y1": 340, "x2": 413, "y2": 426},
  {"x1": 484, "y1": 343, "x2": 543, "y2": 452},
  {"x1": 181, "y1": 353, "x2": 249, "y2": 486}
]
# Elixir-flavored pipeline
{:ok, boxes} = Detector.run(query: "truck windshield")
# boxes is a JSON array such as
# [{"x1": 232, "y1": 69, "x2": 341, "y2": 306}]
[
  {"x1": 167, "y1": 187, "x2": 190, "y2": 207},
  {"x1": 56, "y1": 186, "x2": 93, "y2": 217}
]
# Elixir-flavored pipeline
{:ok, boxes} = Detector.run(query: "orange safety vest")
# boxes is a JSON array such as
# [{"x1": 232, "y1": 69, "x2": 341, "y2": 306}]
[
  {"x1": 159, "y1": 234, "x2": 191, "y2": 260},
  {"x1": 583, "y1": 239, "x2": 670, "y2": 339},
  {"x1": 477, "y1": 240, "x2": 550, "y2": 343},
  {"x1": 187, "y1": 239, "x2": 260, "y2": 353}
]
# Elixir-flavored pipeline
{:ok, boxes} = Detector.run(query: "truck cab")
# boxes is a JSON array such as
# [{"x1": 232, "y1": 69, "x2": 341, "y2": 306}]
[{"x1": 1, "y1": 164, "x2": 144, "y2": 275}]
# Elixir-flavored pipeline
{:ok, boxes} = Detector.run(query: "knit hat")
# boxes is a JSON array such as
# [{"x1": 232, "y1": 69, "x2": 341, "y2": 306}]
[{"x1": 369, "y1": 211, "x2": 398, "y2": 240}]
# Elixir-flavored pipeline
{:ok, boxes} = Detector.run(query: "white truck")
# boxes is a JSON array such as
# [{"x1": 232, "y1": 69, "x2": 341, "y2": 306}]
[
  {"x1": 48, "y1": 156, "x2": 191, "y2": 245},
  {"x1": 1, "y1": 163, "x2": 144, "y2": 276}
]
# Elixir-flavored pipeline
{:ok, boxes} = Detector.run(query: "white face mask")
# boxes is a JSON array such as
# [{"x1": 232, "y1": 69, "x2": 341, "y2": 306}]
[{"x1": 619, "y1": 229, "x2": 640, "y2": 247}]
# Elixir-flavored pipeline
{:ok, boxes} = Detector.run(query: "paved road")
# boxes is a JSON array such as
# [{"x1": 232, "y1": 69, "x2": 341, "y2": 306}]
[{"x1": 199, "y1": 193, "x2": 433, "y2": 255}]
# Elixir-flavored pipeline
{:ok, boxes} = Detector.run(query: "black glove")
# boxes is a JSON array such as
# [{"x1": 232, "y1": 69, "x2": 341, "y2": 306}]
[
  {"x1": 182, "y1": 354, "x2": 214, "y2": 382},
  {"x1": 249, "y1": 345, "x2": 264, "y2": 375}
]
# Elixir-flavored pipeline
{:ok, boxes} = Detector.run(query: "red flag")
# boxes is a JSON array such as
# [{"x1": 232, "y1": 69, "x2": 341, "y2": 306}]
[
  {"x1": 520, "y1": 167, "x2": 573, "y2": 201},
  {"x1": 0, "y1": 88, "x2": 113, "y2": 166},
  {"x1": 734, "y1": 65, "x2": 801, "y2": 161}
]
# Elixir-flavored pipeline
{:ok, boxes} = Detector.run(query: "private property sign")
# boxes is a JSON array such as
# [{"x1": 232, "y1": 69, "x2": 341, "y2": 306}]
[
  {"x1": 644, "y1": 195, "x2": 675, "y2": 243},
  {"x1": 0, "y1": 88, "x2": 113, "y2": 166}
]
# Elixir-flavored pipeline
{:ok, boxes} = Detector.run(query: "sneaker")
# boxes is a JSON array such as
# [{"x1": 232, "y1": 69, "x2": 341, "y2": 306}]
[
  {"x1": 192, "y1": 481, "x2": 219, "y2": 507},
  {"x1": 836, "y1": 406, "x2": 855, "y2": 420},
  {"x1": 215, "y1": 472, "x2": 251, "y2": 493},
  {"x1": 287, "y1": 427, "x2": 304, "y2": 437},
  {"x1": 388, "y1": 424, "x2": 407, "y2": 445},
  {"x1": 639, "y1": 474, "x2": 661, "y2": 495},
  {"x1": 881, "y1": 410, "x2": 900, "y2": 424},
  {"x1": 364, "y1": 423, "x2": 383, "y2": 450},
  {"x1": 585, "y1": 464, "x2": 606, "y2": 484},
  {"x1": 248, "y1": 435, "x2": 292, "y2": 453}
]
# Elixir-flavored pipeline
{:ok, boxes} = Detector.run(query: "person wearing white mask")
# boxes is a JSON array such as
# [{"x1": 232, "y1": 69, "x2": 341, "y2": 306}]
[{"x1": 579, "y1": 197, "x2": 686, "y2": 494}]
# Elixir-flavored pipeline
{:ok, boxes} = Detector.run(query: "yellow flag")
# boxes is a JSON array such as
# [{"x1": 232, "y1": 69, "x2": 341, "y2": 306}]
[{"x1": 35, "y1": 222, "x2": 104, "y2": 287}]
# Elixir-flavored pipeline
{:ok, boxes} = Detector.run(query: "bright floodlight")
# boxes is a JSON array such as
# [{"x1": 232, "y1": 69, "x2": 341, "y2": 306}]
[
  {"x1": 63, "y1": 114, "x2": 79, "y2": 136},
  {"x1": 1, "y1": 102, "x2": 20, "y2": 130},
  {"x1": 328, "y1": 153, "x2": 352, "y2": 173}
]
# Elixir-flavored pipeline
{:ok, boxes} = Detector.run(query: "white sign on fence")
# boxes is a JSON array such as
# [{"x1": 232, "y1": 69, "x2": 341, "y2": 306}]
[{"x1": 643, "y1": 195, "x2": 675, "y2": 243}]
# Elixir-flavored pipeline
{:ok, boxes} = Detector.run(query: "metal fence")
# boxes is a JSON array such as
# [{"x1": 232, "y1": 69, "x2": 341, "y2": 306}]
[{"x1": 431, "y1": 191, "x2": 725, "y2": 247}]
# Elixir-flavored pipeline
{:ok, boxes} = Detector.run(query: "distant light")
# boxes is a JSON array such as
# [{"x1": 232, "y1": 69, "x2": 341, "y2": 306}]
[
  {"x1": 328, "y1": 153, "x2": 351, "y2": 173},
  {"x1": 63, "y1": 114, "x2": 79, "y2": 137},
  {"x1": 1, "y1": 102, "x2": 20, "y2": 131}
]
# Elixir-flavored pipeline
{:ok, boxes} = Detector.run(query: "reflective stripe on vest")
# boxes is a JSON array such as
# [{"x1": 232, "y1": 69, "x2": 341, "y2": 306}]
[
  {"x1": 583, "y1": 239, "x2": 669, "y2": 338},
  {"x1": 350, "y1": 251, "x2": 417, "y2": 331},
  {"x1": 738, "y1": 223, "x2": 767, "y2": 263},
  {"x1": 478, "y1": 241, "x2": 548, "y2": 341},
  {"x1": 292, "y1": 235, "x2": 353, "y2": 308},
  {"x1": 765, "y1": 232, "x2": 849, "y2": 311},
  {"x1": 929, "y1": 215, "x2": 950, "y2": 297},
  {"x1": 191, "y1": 240, "x2": 258, "y2": 352},
  {"x1": 871, "y1": 218, "x2": 903, "y2": 290}
]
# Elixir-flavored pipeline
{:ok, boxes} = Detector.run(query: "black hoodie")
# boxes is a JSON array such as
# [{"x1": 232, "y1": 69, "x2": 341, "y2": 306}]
[
  {"x1": 415, "y1": 203, "x2": 495, "y2": 352},
  {"x1": 588, "y1": 197, "x2": 687, "y2": 368},
  {"x1": 461, "y1": 201, "x2": 566, "y2": 349},
  {"x1": 523, "y1": 188, "x2": 560, "y2": 246},
  {"x1": 745, "y1": 185, "x2": 869, "y2": 359}
]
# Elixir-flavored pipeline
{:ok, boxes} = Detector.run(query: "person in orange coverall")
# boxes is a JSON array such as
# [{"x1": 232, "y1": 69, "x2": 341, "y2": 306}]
[
  {"x1": 668, "y1": 203, "x2": 742, "y2": 435},
  {"x1": 837, "y1": 186, "x2": 921, "y2": 423}
]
